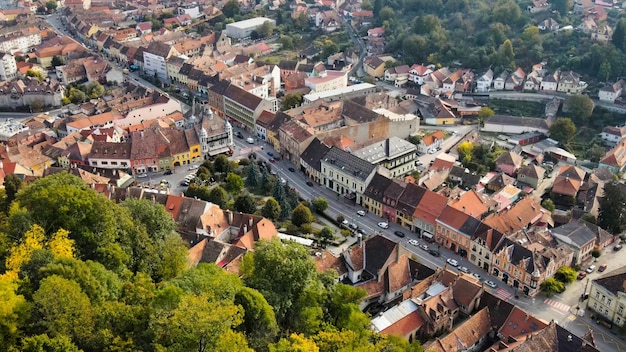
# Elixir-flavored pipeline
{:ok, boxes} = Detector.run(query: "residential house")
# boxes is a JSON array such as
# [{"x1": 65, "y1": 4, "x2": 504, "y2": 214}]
[
  {"x1": 538, "y1": 17, "x2": 560, "y2": 31},
  {"x1": 278, "y1": 119, "x2": 315, "y2": 166},
  {"x1": 315, "y1": 10, "x2": 341, "y2": 32},
  {"x1": 448, "y1": 166, "x2": 482, "y2": 189},
  {"x1": 88, "y1": 141, "x2": 132, "y2": 170},
  {"x1": 448, "y1": 189, "x2": 493, "y2": 220},
  {"x1": 497, "y1": 306, "x2": 548, "y2": 341},
  {"x1": 492, "y1": 70, "x2": 509, "y2": 91},
  {"x1": 599, "y1": 138, "x2": 626, "y2": 173},
  {"x1": 588, "y1": 266, "x2": 626, "y2": 327},
  {"x1": 486, "y1": 173, "x2": 516, "y2": 192},
  {"x1": 491, "y1": 237, "x2": 547, "y2": 296},
  {"x1": 476, "y1": 68, "x2": 494, "y2": 93},
  {"x1": 469, "y1": 227, "x2": 504, "y2": 273},
  {"x1": 495, "y1": 151, "x2": 524, "y2": 176},
  {"x1": 601, "y1": 126, "x2": 626, "y2": 146},
  {"x1": 305, "y1": 71, "x2": 348, "y2": 93},
  {"x1": 505, "y1": 68, "x2": 526, "y2": 91},
  {"x1": 436, "y1": 206, "x2": 491, "y2": 258},
  {"x1": 352, "y1": 137, "x2": 417, "y2": 178},
  {"x1": 418, "y1": 130, "x2": 445, "y2": 154},
  {"x1": 0, "y1": 53, "x2": 17, "y2": 81},
  {"x1": 143, "y1": 41, "x2": 178, "y2": 81},
  {"x1": 320, "y1": 146, "x2": 379, "y2": 204},
  {"x1": 517, "y1": 163, "x2": 545, "y2": 189},
  {"x1": 528, "y1": 0, "x2": 551, "y2": 13},
  {"x1": 222, "y1": 84, "x2": 275, "y2": 131},
  {"x1": 540, "y1": 70, "x2": 559, "y2": 92},
  {"x1": 552, "y1": 220, "x2": 598, "y2": 265},
  {"x1": 363, "y1": 173, "x2": 394, "y2": 219},
  {"x1": 409, "y1": 64, "x2": 433, "y2": 85},
  {"x1": 487, "y1": 320, "x2": 599, "y2": 351},
  {"x1": 136, "y1": 22, "x2": 152, "y2": 35},
  {"x1": 394, "y1": 181, "x2": 424, "y2": 230},
  {"x1": 300, "y1": 137, "x2": 331, "y2": 183},
  {"x1": 592, "y1": 23, "x2": 613, "y2": 43},
  {"x1": 599, "y1": 79, "x2": 624, "y2": 103},
  {"x1": 365, "y1": 57, "x2": 385, "y2": 79},
  {"x1": 254, "y1": 110, "x2": 275, "y2": 141},
  {"x1": 384, "y1": 65, "x2": 410, "y2": 87},
  {"x1": 379, "y1": 179, "x2": 407, "y2": 224},
  {"x1": 551, "y1": 165, "x2": 586, "y2": 204},
  {"x1": 557, "y1": 70, "x2": 587, "y2": 94},
  {"x1": 423, "y1": 307, "x2": 492, "y2": 352},
  {"x1": 371, "y1": 299, "x2": 426, "y2": 340}
]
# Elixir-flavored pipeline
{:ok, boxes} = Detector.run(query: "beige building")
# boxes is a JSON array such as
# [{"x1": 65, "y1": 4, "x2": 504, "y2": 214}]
[
  {"x1": 588, "y1": 267, "x2": 626, "y2": 327},
  {"x1": 320, "y1": 146, "x2": 380, "y2": 204}
]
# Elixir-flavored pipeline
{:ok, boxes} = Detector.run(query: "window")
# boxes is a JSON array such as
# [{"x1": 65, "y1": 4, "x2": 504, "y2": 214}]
[
  {"x1": 608, "y1": 299, "x2": 612, "y2": 306},
  {"x1": 619, "y1": 306, "x2": 624, "y2": 315},
  {"x1": 618, "y1": 317, "x2": 622, "y2": 325}
]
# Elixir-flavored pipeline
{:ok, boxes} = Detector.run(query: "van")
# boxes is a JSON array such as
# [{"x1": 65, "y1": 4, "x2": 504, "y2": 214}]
[{"x1": 246, "y1": 137, "x2": 254, "y2": 144}]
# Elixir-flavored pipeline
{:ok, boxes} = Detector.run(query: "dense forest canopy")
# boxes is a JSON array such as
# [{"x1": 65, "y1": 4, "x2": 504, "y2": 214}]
[{"x1": 0, "y1": 173, "x2": 424, "y2": 351}]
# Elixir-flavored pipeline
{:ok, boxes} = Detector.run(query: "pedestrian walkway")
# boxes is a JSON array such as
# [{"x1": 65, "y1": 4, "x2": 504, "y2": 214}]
[
  {"x1": 493, "y1": 288, "x2": 512, "y2": 301},
  {"x1": 544, "y1": 298, "x2": 571, "y2": 312}
]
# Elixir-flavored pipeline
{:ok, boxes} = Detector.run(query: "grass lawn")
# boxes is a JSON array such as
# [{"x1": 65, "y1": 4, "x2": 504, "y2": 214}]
[{"x1": 489, "y1": 99, "x2": 546, "y2": 117}]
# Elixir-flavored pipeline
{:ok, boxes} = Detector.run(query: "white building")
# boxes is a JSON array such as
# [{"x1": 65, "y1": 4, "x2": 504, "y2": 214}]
[
  {"x1": 0, "y1": 28, "x2": 41, "y2": 54},
  {"x1": 599, "y1": 79, "x2": 624, "y2": 103},
  {"x1": 475, "y1": 68, "x2": 493, "y2": 93},
  {"x1": 0, "y1": 53, "x2": 17, "y2": 81},
  {"x1": 601, "y1": 126, "x2": 626, "y2": 145},
  {"x1": 303, "y1": 83, "x2": 376, "y2": 104},
  {"x1": 304, "y1": 71, "x2": 347, "y2": 93},
  {"x1": 143, "y1": 42, "x2": 175, "y2": 81},
  {"x1": 352, "y1": 136, "x2": 417, "y2": 178},
  {"x1": 178, "y1": 5, "x2": 201, "y2": 19},
  {"x1": 225, "y1": 17, "x2": 276, "y2": 39}
]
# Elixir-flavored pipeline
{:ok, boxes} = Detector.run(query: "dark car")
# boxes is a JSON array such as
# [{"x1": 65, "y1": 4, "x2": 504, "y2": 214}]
[
  {"x1": 164, "y1": 170, "x2": 173, "y2": 175},
  {"x1": 236, "y1": 132, "x2": 243, "y2": 139},
  {"x1": 394, "y1": 231, "x2": 405, "y2": 238},
  {"x1": 267, "y1": 151, "x2": 274, "y2": 157},
  {"x1": 288, "y1": 167, "x2": 295, "y2": 172},
  {"x1": 428, "y1": 250, "x2": 440, "y2": 257},
  {"x1": 180, "y1": 180, "x2": 190, "y2": 186},
  {"x1": 306, "y1": 181, "x2": 314, "y2": 187}
]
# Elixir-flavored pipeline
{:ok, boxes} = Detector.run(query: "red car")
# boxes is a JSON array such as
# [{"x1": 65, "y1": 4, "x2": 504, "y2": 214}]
[
  {"x1": 269, "y1": 158, "x2": 275, "y2": 163},
  {"x1": 577, "y1": 271, "x2": 587, "y2": 280}
]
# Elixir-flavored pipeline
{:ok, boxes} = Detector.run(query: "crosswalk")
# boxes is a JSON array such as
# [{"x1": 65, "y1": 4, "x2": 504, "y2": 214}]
[
  {"x1": 493, "y1": 288, "x2": 512, "y2": 301},
  {"x1": 544, "y1": 298, "x2": 571, "y2": 312}
]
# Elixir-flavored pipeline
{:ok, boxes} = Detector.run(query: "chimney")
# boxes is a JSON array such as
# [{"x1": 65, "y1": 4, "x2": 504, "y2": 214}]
[
  {"x1": 567, "y1": 335, "x2": 572, "y2": 342},
  {"x1": 180, "y1": 192, "x2": 184, "y2": 197},
  {"x1": 248, "y1": 217, "x2": 253, "y2": 227},
  {"x1": 243, "y1": 224, "x2": 247, "y2": 234},
  {"x1": 524, "y1": 314, "x2": 529, "y2": 322},
  {"x1": 227, "y1": 210, "x2": 233, "y2": 224}
]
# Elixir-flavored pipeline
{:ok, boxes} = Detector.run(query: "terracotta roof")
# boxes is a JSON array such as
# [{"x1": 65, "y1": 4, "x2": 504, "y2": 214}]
[
  {"x1": 422, "y1": 130, "x2": 445, "y2": 147},
  {"x1": 484, "y1": 197, "x2": 551, "y2": 233},
  {"x1": 449, "y1": 190, "x2": 490, "y2": 219},
  {"x1": 517, "y1": 163, "x2": 545, "y2": 180},
  {"x1": 380, "y1": 310, "x2": 425, "y2": 336},
  {"x1": 223, "y1": 84, "x2": 262, "y2": 110},
  {"x1": 425, "y1": 307, "x2": 491, "y2": 352},
  {"x1": 315, "y1": 249, "x2": 347, "y2": 275},
  {"x1": 385, "y1": 255, "x2": 414, "y2": 293},
  {"x1": 413, "y1": 189, "x2": 447, "y2": 226},
  {"x1": 496, "y1": 151, "x2": 523, "y2": 169},
  {"x1": 499, "y1": 306, "x2": 547, "y2": 339},
  {"x1": 452, "y1": 274, "x2": 483, "y2": 307}
]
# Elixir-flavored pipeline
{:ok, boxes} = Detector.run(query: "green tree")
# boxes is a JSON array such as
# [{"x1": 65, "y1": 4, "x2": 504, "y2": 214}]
[
  {"x1": 222, "y1": 0, "x2": 240, "y2": 18},
  {"x1": 549, "y1": 117, "x2": 576, "y2": 144},
  {"x1": 0, "y1": 276, "x2": 30, "y2": 347},
  {"x1": 208, "y1": 185, "x2": 228, "y2": 208},
  {"x1": 234, "y1": 193, "x2": 256, "y2": 214},
  {"x1": 214, "y1": 154, "x2": 232, "y2": 174},
  {"x1": 261, "y1": 197, "x2": 281, "y2": 221},
  {"x1": 540, "y1": 277, "x2": 565, "y2": 297},
  {"x1": 592, "y1": 248, "x2": 601, "y2": 259},
  {"x1": 542, "y1": 199, "x2": 556, "y2": 213},
  {"x1": 280, "y1": 35, "x2": 294, "y2": 50},
  {"x1": 270, "y1": 333, "x2": 318, "y2": 352},
  {"x1": 282, "y1": 93, "x2": 303, "y2": 111},
  {"x1": 68, "y1": 88, "x2": 87, "y2": 104},
  {"x1": 311, "y1": 197, "x2": 328, "y2": 213},
  {"x1": 243, "y1": 239, "x2": 318, "y2": 329},
  {"x1": 26, "y1": 69, "x2": 44, "y2": 82},
  {"x1": 85, "y1": 82, "x2": 105, "y2": 99},
  {"x1": 598, "y1": 182, "x2": 626, "y2": 234},
  {"x1": 564, "y1": 95, "x2": 594, "y2": 125},
  {"x1": 477, "y1": 107, "x2": 495, "y2": 126},
  {"x1": 379, "y1": 6, "x2": 395, "y2": 21},
  {"x1": 614, "y1": 18, "x2": 626, "y2": 52},
  {"x1": 4, "y1": 173, "x2": 22, "y2": 210},
  {"x1": 45, "y1": 0, "x2": 58, "y2": 11},
  {"x1": 458, "y1": 141, "x2": 474, "y2": 165},
  {"x1": 582, "y1": 213, "x2": 597, "y2": 224},
  {"x1": 498, "y1": 39, "x2": 515, "y2": 70},
  {"x1": 317, "y1": 227, "x2": 334, "y2": 245},
  {"x1": 51, "y1": 55, "x2": 63, "y2": 67},
  {"x1": 21, "y1": 334, "x2": 81, "y2": 352},
  {"x1": 554, "y1": 266, "x2": 577, "y2": 284},
  {"x1": 257, "y1": 21, "x2": 274, "y2": 38},
  {"x1": 234, "y1": 287, "x2": 279, "y2": 351},
  {"x1": 224, "y1": 173, "x2": 244, "y2": 193},
  {"x1": 291, "y1": 203, "x2": 314, "y2": 227},
  {"x1": 32, "y1": 275, "x2": 96, "y2": 348},
  {"x1": 551, "y1": 0, "x2": 572, "y2": 15},
  {"x1": 246, "y1": 162, "x2": 262, "y2": 189}
]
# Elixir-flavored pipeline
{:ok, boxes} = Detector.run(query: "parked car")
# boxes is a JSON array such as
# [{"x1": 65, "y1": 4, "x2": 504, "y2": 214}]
[
  {"x1": 446, "y1": 258, "x2": 458, "y2": 267},
  {"x1": 472, "y1": 273, "x2": 482, "y2": 280},
  {"x1": 269, "y1": 158, "x2": 275, "y2": 163},
  {"x1": 420, "y1": 244, "x2": 429, "y2": 251},
  {"x1": 458, "y1": 266, "x2": 469, "y2": 273},
  {"x1": 246, "y1": 137, "x2": 255, "y2": 144},
  {"x1": 306, "y1": 181, "x2": 314, "y2": 187},
  {"x1": 236, "y1": 132, "x2": 243, "y2": 139},
  {"x1": 267, "y1": 151, "x2": 274, "y2": 157},
  {"x1": 483, "y1": 280, "x2": 497, "y2": 289},
  {"x1": 356, "y1": 210, "x2": 365, "y2": 216},
  {"x1": 408, "y1": 239, "x2": 419, "y2": 246},
  {"x1": 598, "y1": 264, "x2": 608, "y2": 272},
  {"x1": 586, "y1": 265, "x2": 596, "y2": 274},
  {"x1": 188, "y1": 165, "x2": 199, "y2": 170},
  {"x1": 394, "y1": 231, "x2": 406, "y2": 238},
  {"x1": 614, "y1": 244, "x2": 623, "y2": 251},
  {"x1": 180, "y1": 180, "x2": 189, "y2": 186},
  {"x1": 428, "y1": 249, "x2": 440, "y2": 257},
  {"x1": 137, "y1": 173, "x2": 148, "y2": 178},
  {"x1": 288, "y1": 167, "x2": 295, "y2": 172},
  {"x1": 378, "y1": 222, "x2": 389, "y2": 229},
  {"x1": 164, "y1": 170, "x2": 173, "y2": 175},
  {"x1": 577, "y1": 271, "x2": 587, "y2": 280}
]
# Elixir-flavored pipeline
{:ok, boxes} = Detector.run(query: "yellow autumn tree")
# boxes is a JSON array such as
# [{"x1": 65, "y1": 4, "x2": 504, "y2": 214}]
[
  {"x1": 4, "y1": 224, "x2": 45, "y2": 280},
  {"x1": 47, "y1": 228, "x2": 75, "y2": 260}
]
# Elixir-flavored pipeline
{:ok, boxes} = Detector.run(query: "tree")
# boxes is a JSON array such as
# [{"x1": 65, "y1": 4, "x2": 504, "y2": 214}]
[
  {"x1": 234, "y1": 193, "x2": 257, "y2": 214},
  {"x1": 497, "y1": 39, "x2": 515, "y2": 70},
  {"x1": 208, "y1": 186, "x2": 228, "y2": 208},
  {"x1": 540, "y1": 277, "x2": 565, "y2": 297},
  {"x1": 379, "y1": 6, "x2": 395, "y2": 21},
  {"x1": 26, "y1": 69, "x2": 44, "y2": 82},
  {"x1": 292, "y1": 203, "x2": 314, "y2": 227},
  {"x1": 246, "y1": 162, "x2": 261, "y2": 189},
  {"x1": 598, "y1": 182, "x2": 626, "y2": 234},
  {"x1": 32, "y1": 275, "x2": 96, "y2": 348},
  {"x1": 311, "y1": 197, "x2": 328, "y2": 213},
  {"x1": 214, "y1": 154, "x2": 232, "y2": 174},
  {"x1": 68, "y1": 88, "x2": 87, "y2": 104},
  {"x1": 554, "y1": 266, "x2": 577, "y2": 284},
  {"x1": 280, "y1": 35, "x2": 294, "y2": 50},
  {"x1": 541, "y1": 199, "x2": 556, "y2": 213},
  {"x1": 282, "y1": 93, "x2": 303, "y2": 111},
  {"x1": 582, "y1": 213, "x2": 597, "y2": 224},
  {"x1": 4, "y1": 173, "x2": 22, "y2": 210},
  {"x1": 317, "y1": 227, "x2": 334, "y2": 245},
  {"x1": 21, "y1": 334, "x2": 81, "y2": 352},
  {"x1": 51, "y1": 55, "x2": 63, "y2": 67},
  {"x1": 336, "y1": 215, "x2": 345, "y2": 224},
  {"x1": 45, "y1": 0, "x2": 58, "y2": 12},
  {"x1": 234, "y1": 287, "x2": 279, "y2": 351},
  {"x1": 261, "y1": 197, "x2": 281, "y2": 221},
  {"x1": 85, "y1": 82, "x2": 104, "y2": 99},
  {"x1": 458, "y1": 141, "x2": 474, "y2": 165},
  {"x1": 477, "y1": 107, "x2": 495, "y2": 126},
  {"x1": 0, "y1": 276, "x2": 30, "y2": 347},
  {"x1": 243, "y1": 239, "x2": 318, "y2": 329},
  {"x1": 614, "y1": 18, "x2": 626, "y2": 52},
  {"x1": 588, "y1": 144, "x2": 606, "y2": 163},
  {"x1": 270, "y1": 333, "x2": 318, "y2": 352},
  {"x1": 257, "y1": 21, "x2": 274, "y2": 38},
  {"x1": 551, "y1": 0, "x2": 572, "y2": 16},
  {"x1": 564, "y1": 95, "x2": 594, "y2": 125},
  {"x1": 223, "y1": 0, "x2": 240, "y2": 18},
  {"x1": 549, "y1": 118, "x2": 577, "y2": 144},
  {"x1": 591, "y1": 248, "x2": 601, "y2": 259},
  {"x1": 224, "y1": 173, "x2": 244, "y2": 193}
]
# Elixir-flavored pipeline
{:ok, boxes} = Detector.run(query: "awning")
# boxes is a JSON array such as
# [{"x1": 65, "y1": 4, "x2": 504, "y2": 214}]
[
  {"x1": 422, "y1": 232, "x2": 433, "y2": 239},
  {"x1": 209, "y1": 146, "x2": 232, "y2": 156}
]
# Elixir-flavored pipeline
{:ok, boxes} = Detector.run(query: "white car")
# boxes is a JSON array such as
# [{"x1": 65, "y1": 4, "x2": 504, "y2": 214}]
[
  {"x1": 377, "y1": 222, "x2": 389, "y2": 229},
  {"x1": 446, "y1": 258, "x2": 459, "y2": 267},
  {"x1": 137, "y1": 173, "x2": 148, "y2": 178},
  {"x1": 483, "y1": 280, "x2": 497, "y2": 289},
  {"x1": 342, "y1": 219, "x2": 349, "y2": 226},
  {"x1": 458, "y1": 266, "x2": 469, "y2": 273},
  {"x1": 356, "y1": 210, "x2": 365, "y2": 216},
  {"x1": 188, "y1": 165, "x2": 199, "y2": 170},
  {"x1": 408, "y1": 239, "x2": 419, "y2": 246},
  {"x1": 586, "y1": 265, "x2": 596, "y2": 274},
  {"x1": 420, "y1": 244, "x2": 429, "y2": 251},
  {"x1": 472, "y1": 273, "x2": 482, "y2": 280}
]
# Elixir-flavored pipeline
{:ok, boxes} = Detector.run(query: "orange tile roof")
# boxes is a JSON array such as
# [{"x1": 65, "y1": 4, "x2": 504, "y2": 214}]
[
  {"x1": 380, "y1": 310, "x2": 425, "y2": 336},
  {"x1": 499, "y1": 306, "x2": 547, "y2": 339},
  {"x1": 422, "y1": 130, "x2": 445, "y2": 146},
  {"x1": 425, "y1": 307, "x2": 491, "y2": 352},
  {"x1": 448, "y1": 190, "x2": 489, "y2": 219}
]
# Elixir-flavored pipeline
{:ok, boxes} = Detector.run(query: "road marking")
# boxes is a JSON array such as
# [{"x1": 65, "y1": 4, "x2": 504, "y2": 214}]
[{"x1": 544, "y1": 298, "x2": 571, "y2": 312}]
